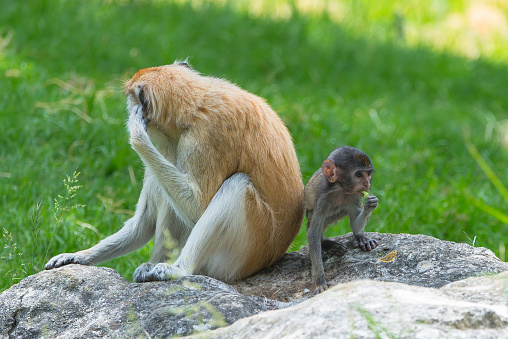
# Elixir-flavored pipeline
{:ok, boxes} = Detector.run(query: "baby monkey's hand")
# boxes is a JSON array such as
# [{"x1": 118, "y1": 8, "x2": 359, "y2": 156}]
[{"x1": 364, "y1": 194, "x2": 378, "y2": 210}]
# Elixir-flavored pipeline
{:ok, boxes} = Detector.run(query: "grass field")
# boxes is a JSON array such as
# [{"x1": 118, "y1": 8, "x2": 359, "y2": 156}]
[{"x1": 1, "y1": 0, "x2": 508, "y2": 291}]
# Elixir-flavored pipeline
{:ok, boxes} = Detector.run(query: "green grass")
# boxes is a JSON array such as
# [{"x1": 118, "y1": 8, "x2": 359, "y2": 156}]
[{"x1": 1, "y1": 0, "x2": 508, "y2": 291}]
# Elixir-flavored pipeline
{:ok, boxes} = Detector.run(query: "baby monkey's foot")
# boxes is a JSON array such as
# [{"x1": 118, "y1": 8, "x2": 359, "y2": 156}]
[
  {"x1": 354, "y1": 232, "x2": 378, "y2": 252},
  {"x1": 321, "y1": 239, "x2": 348, "y2": 256},
  {"x1": 313, "y1": 281, "x2": 332, "y2": 295}
]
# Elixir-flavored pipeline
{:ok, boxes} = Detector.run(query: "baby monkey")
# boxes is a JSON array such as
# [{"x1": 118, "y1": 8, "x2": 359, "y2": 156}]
[{"x1": 304, "y1": 146, "x2": 379, "y2": 294}]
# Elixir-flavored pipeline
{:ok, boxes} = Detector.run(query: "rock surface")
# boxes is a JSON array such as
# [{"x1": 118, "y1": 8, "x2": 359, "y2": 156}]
[
  {"x1": 1, "y1": 233, "x2": 507, "y2": 338},
  {"x1": 0, "y1": 265, "x2": 285, "y2": 338},
  {"x1": 205, "y1": 272, "x2": 508, "y2": 339},
  {"x1": 232, "y1": 232, "x2": 508, "y2": 302}
]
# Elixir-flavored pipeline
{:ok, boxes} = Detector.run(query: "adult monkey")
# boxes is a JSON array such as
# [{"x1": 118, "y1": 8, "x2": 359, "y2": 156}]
[{"x1": 46, "y1": 61, "x2": 304, "y2": 283}]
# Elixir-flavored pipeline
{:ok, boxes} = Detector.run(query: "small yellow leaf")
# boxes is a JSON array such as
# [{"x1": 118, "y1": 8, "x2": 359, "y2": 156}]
[{"x1": 379, "y1": 251, "x2": 397, "y2": 263}]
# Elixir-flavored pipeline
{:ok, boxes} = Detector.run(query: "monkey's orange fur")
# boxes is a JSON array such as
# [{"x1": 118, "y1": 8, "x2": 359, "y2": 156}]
[
  {"x1": 125, "y1": 64, "x2": 304, "y2": 277},
  {"x1": 46, "y1": 62, "x2": 304, "y2": 282}
]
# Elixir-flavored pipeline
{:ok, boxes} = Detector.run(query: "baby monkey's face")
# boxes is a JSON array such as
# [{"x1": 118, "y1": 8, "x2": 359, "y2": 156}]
[{"x1": 350, "y1": 167, "x2": 373, "y2": 196}]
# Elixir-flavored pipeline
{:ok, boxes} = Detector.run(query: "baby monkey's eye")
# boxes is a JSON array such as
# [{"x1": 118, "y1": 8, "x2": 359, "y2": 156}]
[{"x1": 355, "y1": 171, "x2": 362, "y2": 178}]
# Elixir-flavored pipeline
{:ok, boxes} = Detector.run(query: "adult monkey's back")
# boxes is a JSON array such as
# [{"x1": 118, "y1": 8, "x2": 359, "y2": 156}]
[{"x1": 45, "y1": 61, "x2": 304, "y2": 283}]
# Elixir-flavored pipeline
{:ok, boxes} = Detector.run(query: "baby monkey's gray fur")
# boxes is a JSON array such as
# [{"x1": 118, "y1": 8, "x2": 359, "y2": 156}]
[{"x1": 304, "y1": 146, "x2": 378, "y2": 294}]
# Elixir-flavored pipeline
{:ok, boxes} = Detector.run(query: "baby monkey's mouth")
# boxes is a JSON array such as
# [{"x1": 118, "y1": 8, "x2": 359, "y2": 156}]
[{"x1": 357, "y1": 190, "x2": 369, "y2": 197}]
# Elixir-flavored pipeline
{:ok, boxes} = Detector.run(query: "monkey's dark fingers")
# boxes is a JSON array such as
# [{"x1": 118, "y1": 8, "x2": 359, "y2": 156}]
[
  {"x1": 367, "y1": 240, "x2": 375, "y2": 251},
  {"x1": 361, "y1": 239, "x2": 379, "y2": 252},
  {"x1": 134, "y1": 103, "x2": 144, "y2": 117},
  {"x1": 354, "y1": 234, "x2": 379, "y2": 252},
  {"x1": 365, "y1": 196, "x2": 378, "y2": 203},
  {"x1": 141, "y1": 108, "x2": 149, "y2": 120},
  {"x1": 45, "y1": 253, "x2": 88, "y2": 270},
  {"x1": 354, "y1": 241, "x2": 370, "y2": 251},
  {"x1": 365, "y1": 195, "x2": 378, "y2": 208},
  {"x1": 142, "y1": 118, "x2": 150, "y2": 131}
]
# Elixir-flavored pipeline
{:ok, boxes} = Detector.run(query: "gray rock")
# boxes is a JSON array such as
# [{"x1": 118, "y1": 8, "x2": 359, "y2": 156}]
[
  {"x1": 232, "y1": 232, "x2": 508, "y2": 302},
  {"x1": 0, "y1": 265, "x2": 285, "y2": 338},
  {"x1": 205, "y1": 272, "x2": 508, "y2": 339},
  {"x1": 1, "y1": 233, "x2": 507, "y2": 338}
]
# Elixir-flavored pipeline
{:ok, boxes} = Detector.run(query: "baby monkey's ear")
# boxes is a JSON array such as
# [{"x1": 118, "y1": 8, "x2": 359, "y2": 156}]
[{"x1": 322, "y1": 159, "x2": 340, "y2": 183}]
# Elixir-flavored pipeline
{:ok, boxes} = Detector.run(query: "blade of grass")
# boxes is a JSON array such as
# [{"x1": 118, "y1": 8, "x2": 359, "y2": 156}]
[
  {"x1": 465, "y1": 139, "x2": 508, "y2": 205},
  {"x1": 464, "y1": 191, "x2": 508, "y2": 226}
]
